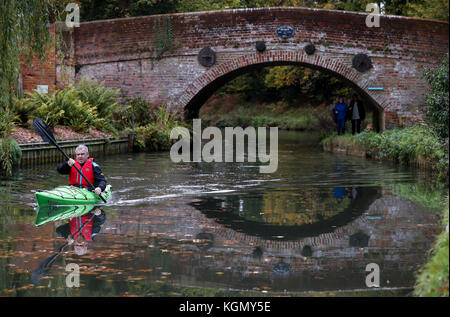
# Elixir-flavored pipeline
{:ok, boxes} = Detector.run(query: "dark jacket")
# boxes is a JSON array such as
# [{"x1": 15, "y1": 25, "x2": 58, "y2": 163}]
[
  {"x1": 347, "y1": 100, "x2": 366, "y2": 121},
  {"x1": 57, "y1": 160, "x2": 106, "y2": 191},
  {"x1": 333, "y1": 102, "x2": 348, "y2": 120}
]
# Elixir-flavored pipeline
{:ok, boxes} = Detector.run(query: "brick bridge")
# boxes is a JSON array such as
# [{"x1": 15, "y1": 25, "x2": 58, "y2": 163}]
[{"x1": 23, "y1": 7, "x2": 448, "y2": 130}]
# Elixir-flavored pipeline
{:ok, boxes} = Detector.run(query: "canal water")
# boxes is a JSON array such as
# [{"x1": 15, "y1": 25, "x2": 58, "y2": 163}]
[{"x1": 0, "y1": 131, "x2": 446, "y2": 296}]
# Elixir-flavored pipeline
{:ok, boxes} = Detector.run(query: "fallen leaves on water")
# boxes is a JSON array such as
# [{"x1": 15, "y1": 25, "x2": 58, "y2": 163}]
[{"x1": 3, "y1": 289, "x2": 15, "y2": 294}]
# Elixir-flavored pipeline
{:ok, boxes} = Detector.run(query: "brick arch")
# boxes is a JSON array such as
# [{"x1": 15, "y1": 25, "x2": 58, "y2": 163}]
[
  {"x1": 169, "y1": 50, "x2": 390, "y2": 123},
  {"x1": 191, "y1": 186, "x2": 381, "y2": 251},
  {"x1": 55, "y1": 7, "x2": 447, "y2": 129}
]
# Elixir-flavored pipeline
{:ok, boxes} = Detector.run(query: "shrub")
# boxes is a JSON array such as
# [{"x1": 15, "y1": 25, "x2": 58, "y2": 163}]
[
  {"x1": 424, "y1": 54, "x2": 449, "y2": 140},
  {"x1": 12, "y1": 98, "x2": 39, "y2": 126},
  {"x1": 23, "y1": 86, "x2": 115, "y2": 134},
  {"x1": 0, "y1": 108, "x2": 20, "y2": 174},
  {"x1": 134, "y1": 106, "x2": 186, "y2": 151},
  {"x1": 354, "y1": 126, "x2": 444, "y2": 165},
  {"x1": 31, "y1": 101, "x2": 65, "y2": 128},
  {"x1": 76, "y1": 76, "x2": 121, "y2": 119},
  {"x1": 0, "y1": 138, "x2": 22, "y2": 173},
  {"x1": 414, "y1": 201, "x2": 449, "y2": 297}
]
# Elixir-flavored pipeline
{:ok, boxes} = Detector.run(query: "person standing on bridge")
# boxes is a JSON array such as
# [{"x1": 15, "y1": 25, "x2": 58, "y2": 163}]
[
  {"x1": 347, "y1": 94, "x2": 366, "y2": 135},
  {"x1": 333, "y1": 96, "x2": 348, "y2": 135}
]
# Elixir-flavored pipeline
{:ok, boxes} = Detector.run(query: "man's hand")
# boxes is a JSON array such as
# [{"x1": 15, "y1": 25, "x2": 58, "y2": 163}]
[
  {"x1": 67, "y1": 238, "x2": 74, "y2": 245},
  {"x1": 94, "y1": 187, "x2": 102, "y2": 195},
  {"x1": 67, "y1": 158, "x2": 76, "y2": 167}
]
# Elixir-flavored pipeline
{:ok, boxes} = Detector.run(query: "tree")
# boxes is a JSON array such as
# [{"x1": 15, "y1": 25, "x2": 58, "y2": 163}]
[
  {"x1": 0, "y1": 0, "x2": 70, "y2": 174},
  {"x1": 424, "y1": 54, "x2": 449, "y2": 140},
  {"x1": 407, "y1": 0, "x2": 449, "y2": 21},
  {"x1": 0, "y1": 1, "x2": 51, "y2": 173}
]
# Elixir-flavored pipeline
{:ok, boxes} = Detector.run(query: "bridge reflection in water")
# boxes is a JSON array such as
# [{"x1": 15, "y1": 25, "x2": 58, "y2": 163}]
[
  {"x1": 72, "y1": 186, "x2": 437, "y2": 294},
  {"x1": 0, "y1": 131, "x2": 442, "y2": 295}
]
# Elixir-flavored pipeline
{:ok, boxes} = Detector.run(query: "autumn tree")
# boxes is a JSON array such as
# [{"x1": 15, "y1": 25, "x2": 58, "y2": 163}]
[{"x1": 0, "y1": 0, "x2": 70, "y2": 174}]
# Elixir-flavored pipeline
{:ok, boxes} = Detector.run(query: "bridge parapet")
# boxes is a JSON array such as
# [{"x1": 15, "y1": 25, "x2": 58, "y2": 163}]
[{"x1": 22, "y1": 7, "x2": 448, "y2": 130}]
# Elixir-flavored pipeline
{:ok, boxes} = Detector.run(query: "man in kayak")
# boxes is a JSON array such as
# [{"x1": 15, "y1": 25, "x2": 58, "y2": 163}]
[{"x1": 57, "y1": 144, "x2": 106, "y2": 195}]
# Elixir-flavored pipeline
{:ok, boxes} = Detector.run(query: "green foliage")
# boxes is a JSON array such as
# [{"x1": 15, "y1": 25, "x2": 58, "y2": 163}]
[
  {"x1": 76, "y1": 0, "x2": 449, "y2": 22},
  {"x1": 12, "y1": 98, "x2": 39, "y2": 126},
  {"x1": 217, "y1": 66, "x2": 355, "y2": 105},
  {"x1": 264, "y1": 66, "x2": 355, "y2": 104},
  {"x1": 390, "y1": 182, "x2": 447, "y2": 211},
  {"x1": 118, "y1": 97, "x2": 155, "y2": 130},
  {"x1": 414, "y1": 201, "x2": 449, "y2": 297},
  {"x1": 20, "y1": 85, "x2": 113, "y2": 134},
  {"x1": 423, "y1": 54, "x2": 449, "y2": 140},
  {"x1": 0, "y1": 108, "x2": 19, "y2": 175},
  {"x1": 0, "y1": 0, "x2": 52, "y2": 126},
  {"x1": 404, "y1": 0, "x2": 449, "y2": 21},
  {"x1": 323, "y1": 125, "x2": 448, "y2": 177},
  {"x1": 30, "y1": 101, "x2": 66, "y2": 129},
  {"x1": 134, "y1": 106, "x2": 186, "y2": 151},
  {"x1": 354, "y1": 126, "x2": 444, "y2": 163},
  {"x1": 76, "y1": 77, "x2": 121, "y2": 120},
  {"x1": 0, "y1": 138, "x2": 22, "y2": 174},
  {"x1": 153, "y1": 15, "x2": 174, "y2": 60},
  {"x1": 201, "y1": 99, "x2": 332, "y2": 132}
]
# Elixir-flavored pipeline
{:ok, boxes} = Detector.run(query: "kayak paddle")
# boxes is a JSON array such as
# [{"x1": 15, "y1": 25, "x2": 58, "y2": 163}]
[
  {"x1": 32, "y1": 118, "x2": 106, "y2": 203},
  {"x1": 31, "y1": 213, "x2": 96, "y2": 285}
]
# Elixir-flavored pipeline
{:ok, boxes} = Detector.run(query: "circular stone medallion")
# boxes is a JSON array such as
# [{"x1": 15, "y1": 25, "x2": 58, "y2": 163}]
[
  {"x1": 352, "y1": 53, "x2": 372, "y2": 72},
  {"x1": 198, "y1": 46, "x2": 216, "y2": 67}
]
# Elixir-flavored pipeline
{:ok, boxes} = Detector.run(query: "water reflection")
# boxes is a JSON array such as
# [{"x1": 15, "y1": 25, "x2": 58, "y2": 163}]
[
  {"x1": 190, "y1": 186, "x2": 380, "y2": 240},
  {"x1": 0, "y1": 131, "x2": 445, "y2": 295},
  {"x1": 31, "y1": 207, "x2": 107, "y2": 285}
]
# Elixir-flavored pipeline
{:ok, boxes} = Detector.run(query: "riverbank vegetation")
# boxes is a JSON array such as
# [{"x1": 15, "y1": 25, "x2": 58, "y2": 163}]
[
  {"x1": 321, "y1": 54, "x2": 449, "y2": 179},
  {"x1": 414, "y1": 201, "x2": 449, "y2": 297},
  {"x1": 0, "y1": 77, "x2": 187, "y2": 174},
  {"x1": 321, "y1": 54, "x2": 449, "y2": 297},
  {"x1": 321, "y1": 125, "x2": 447, "y2": 178}
]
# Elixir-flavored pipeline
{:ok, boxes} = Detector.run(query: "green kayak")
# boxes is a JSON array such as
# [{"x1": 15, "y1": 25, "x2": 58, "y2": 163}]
[
  {"x1": 35, "y1": 184, "x2": 112, "y2": 207},
  {"x1": 35, "y1": 204, "x2": 96, "y2": 226}
]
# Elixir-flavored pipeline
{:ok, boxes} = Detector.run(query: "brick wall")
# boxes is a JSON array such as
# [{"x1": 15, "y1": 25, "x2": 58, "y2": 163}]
[
  {"x1": 20, "y1": 25, "x2": 57, "y2": 94},
  {"x1": 26, "y1": 7, "x2": 449, "y2": 129}
]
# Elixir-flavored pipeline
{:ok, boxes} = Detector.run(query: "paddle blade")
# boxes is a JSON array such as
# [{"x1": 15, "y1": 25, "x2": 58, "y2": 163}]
[
  {"x1": 33, "y1": 118, "x2": 56, "y2": 145},
  {"x1": 31, "y1": 253, "x2": 60, "y2": 285}
]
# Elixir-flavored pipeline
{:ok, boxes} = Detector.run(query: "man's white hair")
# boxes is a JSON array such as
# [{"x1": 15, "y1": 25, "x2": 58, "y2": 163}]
[{"x1": 75, "y1": 144, "x2": 89, "y2": 153}]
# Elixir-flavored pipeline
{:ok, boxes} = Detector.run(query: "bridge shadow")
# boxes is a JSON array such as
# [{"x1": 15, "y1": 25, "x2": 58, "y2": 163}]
[{"x1": 190, "y1": 186, "x2": 381, "y2": 241}]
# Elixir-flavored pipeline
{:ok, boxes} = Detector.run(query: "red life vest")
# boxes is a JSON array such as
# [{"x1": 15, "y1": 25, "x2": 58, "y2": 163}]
[
  {"x1": 69, "y1": 214, "x2": 94, "y2": 241},
  {"x1": 69, "y1": 158, "x2": 95, "y2": 188}
]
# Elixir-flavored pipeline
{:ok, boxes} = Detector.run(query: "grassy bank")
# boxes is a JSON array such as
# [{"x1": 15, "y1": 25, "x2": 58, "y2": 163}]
[
  {"x1": 321, "y1": 125, "x2": 448, "y2": 179},
  {"x1": 200, "y1": 95, "x2": 346, "y2": 134},
  {"x1": 321, "y1": 125, "x2": 449, "y2": 297},
  {"x1": 414, "y1": 201, "x2": 449, "y2": 297}
]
